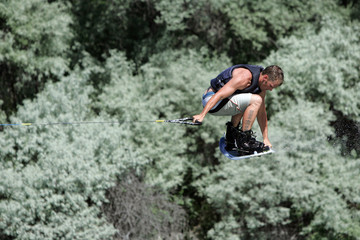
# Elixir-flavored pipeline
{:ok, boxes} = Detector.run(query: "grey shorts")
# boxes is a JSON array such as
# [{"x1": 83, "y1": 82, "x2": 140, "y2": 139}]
[{"x1": 202, "y1": 91, "x2": 252, "y2": 116}]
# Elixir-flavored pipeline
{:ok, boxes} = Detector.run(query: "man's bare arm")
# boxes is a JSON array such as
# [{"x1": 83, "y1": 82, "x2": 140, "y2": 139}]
[
  {"x1": 193, "y1": 68, "x2": 252, "y2": 123},
  {"x1": 257, "y1": 91, "x2": 271, "y2": 147}
]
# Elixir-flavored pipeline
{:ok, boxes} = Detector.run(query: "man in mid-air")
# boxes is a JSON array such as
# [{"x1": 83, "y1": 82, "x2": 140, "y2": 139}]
[{"x1": 193, "y1": 64, "x2": 284, "y2": 155}]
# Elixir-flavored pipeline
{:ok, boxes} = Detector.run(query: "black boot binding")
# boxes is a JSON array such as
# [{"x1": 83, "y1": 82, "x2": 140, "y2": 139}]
[
  {"x1": 225, "y1": 122, "x2": 239, "y2": 151},
  {"x1": 225, "y1": 122, "x2": 270, "y2": 155},
  {"x1": 237, "y1": 129, "x2": 270, "y2": 155}
]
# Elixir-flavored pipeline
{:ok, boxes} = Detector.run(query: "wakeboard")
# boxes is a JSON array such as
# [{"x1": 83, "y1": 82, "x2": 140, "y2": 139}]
[{"x1": 219, "y1": 137, "x2": 274, "y2": 160}]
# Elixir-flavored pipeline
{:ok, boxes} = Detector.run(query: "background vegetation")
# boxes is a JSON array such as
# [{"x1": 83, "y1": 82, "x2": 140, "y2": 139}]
[{"x1": 1, "y1": 0, "x2": 359, "y2": 239}]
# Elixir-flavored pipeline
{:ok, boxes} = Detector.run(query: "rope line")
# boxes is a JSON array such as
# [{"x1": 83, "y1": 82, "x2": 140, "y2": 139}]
[{"x1": 0, "y1": 117, "x2": 202, "y2": 127}]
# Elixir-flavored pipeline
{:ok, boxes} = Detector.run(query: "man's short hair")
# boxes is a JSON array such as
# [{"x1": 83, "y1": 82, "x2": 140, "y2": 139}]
[{"x1": 263, "y1": 65, "x2": 284, "y2": 86}]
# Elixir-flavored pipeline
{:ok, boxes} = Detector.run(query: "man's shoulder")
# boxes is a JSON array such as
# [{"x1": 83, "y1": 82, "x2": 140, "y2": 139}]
[{"x1": 232, "y1": 67, "x2": 252, "y2": 82}]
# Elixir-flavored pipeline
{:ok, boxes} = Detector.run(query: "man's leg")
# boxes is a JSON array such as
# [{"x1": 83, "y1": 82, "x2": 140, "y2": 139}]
[
  {"x1": 241, "y1": 94, "x2": 262, "y2": 131},
  {"x1": 224, "y1": 113, "x2": 243, "y2": 151},
  {"x1": 231, "y1": 113, "x2": 243, "y2": 128},
  {"x1": 208, "y1": 93, "x2": 268, "y2": 153},
  {"x1": 237, "y1": 94, "x2": 269, "y2": 153}
]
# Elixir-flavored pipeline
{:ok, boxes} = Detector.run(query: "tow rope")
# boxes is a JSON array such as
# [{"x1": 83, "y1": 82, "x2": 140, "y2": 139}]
[{"x1": 0, "y1": 117, "x2": 202, "y2": 127}]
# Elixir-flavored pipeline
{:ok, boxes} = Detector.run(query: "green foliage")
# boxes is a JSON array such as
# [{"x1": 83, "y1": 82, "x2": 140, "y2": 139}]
[
  {"x1": 70, "y1": 0, "x2": 131, "y2": 59},
  {"x1": 0, "y1": 0, "x2": 72, "y2": 115},
  {"x1": 70, "y1": 0, "x2": 161, "y2": 64},
  {"x1": 1, "y1": 0, "x2": 360, "y2": 239},
  {"x1": 263, "y1": 14, "x2": 360, "y2": 121},
  {"x1": 154, "y1": 0, "x2": 338, "y2": 62},
  {"x1": 0, "y1": 64, "x2": 147, "y2": 239},
  {"x1": 69, "y1": 0, "x2": 339, "y2": 67},
  {"x1": 102, "y1": 173, "x2": 187, "y2": 240},
  {"x1": 97, "y1": 48, "x2": 230, "y2": 190},
  {"x1": 263, "y1": 13, "x2": 360, "y2": 155},
  {"x1": 199, "y1": 101, "x2": 360, "y2": 239}
]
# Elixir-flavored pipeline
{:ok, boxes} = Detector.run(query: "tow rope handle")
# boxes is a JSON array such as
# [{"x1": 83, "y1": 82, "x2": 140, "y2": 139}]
[{"x1": 156, "y1": 117, "x2": 202, "y2": 126}]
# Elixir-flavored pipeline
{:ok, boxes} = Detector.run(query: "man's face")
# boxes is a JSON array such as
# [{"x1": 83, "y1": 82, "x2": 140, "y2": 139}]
[{"x1": 260, "y1": 75, "x2": 281, "y2": 91}]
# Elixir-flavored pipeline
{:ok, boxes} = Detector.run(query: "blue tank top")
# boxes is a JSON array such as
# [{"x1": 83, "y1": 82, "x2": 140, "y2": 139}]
[{"x1": 210, "y1": 64, "x2": 263, "y2": 94}]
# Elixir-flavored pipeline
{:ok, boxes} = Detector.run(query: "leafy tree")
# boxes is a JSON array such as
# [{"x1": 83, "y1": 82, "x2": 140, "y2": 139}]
[
  {"x1": 0, "y1": 62, "x2": 147, "y2": 239},
  {"x1": 154, "y1": 0, "x2": 338, "y2": 62},
  {"x1": 0, "y1": 0, "x2": 72, "y2": 116},
  {"x1": 93, "y1": 49, "x2": 223, "y2": 239},
  {"x1": 68, "y1": 0, "x2": 339, "y2": 68},
  {"x1": 69, "y1": 0, "x2": 161, "y2": 64},
  {"x1": 187, "y1": 10, "x2": 360, "y2": 240},
  {"x1": 263, "y1": 14, "x2": 360, "y2": 154},
  {"x1": 199, "y1": 101, "x2": 360, "y2": 239},
  {"x1": 2, "y1": 1, "x2": 359, "y2": 239},
  {"x1": 96, "y1": 9, "x2": 360, "y2": 239},
  {"x1": 102, "y1": 173, "x2": 187, "y2": 240},
  {"x1": 96, "y1": 48, "x2": 230, "y2": 190},
  {"x1": 0, "y1": 50, "x2": 194, "y2": 239},
  {"x1": 338, "y1": 0, "x2": 360, "y2": 21}
]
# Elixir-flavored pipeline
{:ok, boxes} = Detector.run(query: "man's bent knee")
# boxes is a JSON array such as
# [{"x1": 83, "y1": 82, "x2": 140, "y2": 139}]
[{"x1": 250, "y1": 94, "x2": 263, "y2": 106}]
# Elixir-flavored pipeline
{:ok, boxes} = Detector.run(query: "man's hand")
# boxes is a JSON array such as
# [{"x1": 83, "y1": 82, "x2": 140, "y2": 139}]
[
  {"x1": 263, "y1": 138, "x2": 272, "y2": 148},
  {"x1": 192, "y1": 114, "x2": 204, "y2": 123}
]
